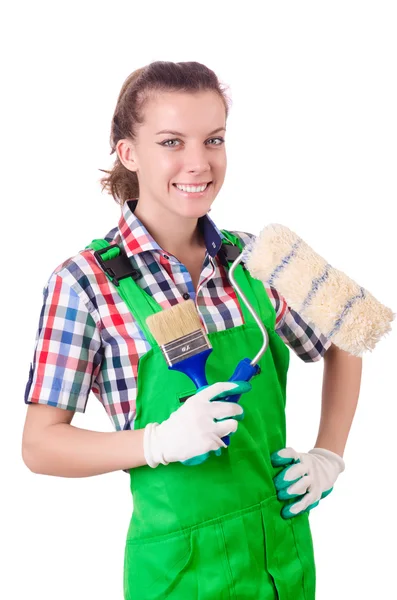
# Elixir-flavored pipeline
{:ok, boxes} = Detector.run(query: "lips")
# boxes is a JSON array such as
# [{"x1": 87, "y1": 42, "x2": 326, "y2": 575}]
[{"x1": 173, "y1": 182, "x2": 212, "y2": 187}]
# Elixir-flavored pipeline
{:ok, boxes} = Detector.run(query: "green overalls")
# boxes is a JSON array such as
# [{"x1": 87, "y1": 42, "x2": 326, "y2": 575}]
[{"x1": 88, "y1": 231, "x2": 316, "y2": 600}]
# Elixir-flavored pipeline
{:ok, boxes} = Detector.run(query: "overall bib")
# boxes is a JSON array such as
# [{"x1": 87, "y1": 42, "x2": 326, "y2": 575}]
[{"x1": 88, "y1": 232, "x2": 316, "y2": 600}]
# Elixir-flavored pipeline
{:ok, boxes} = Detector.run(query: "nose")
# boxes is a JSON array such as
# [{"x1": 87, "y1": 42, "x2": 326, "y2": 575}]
[{"x1": 183, "y1": 142, "x2": 211, "y2": 173}]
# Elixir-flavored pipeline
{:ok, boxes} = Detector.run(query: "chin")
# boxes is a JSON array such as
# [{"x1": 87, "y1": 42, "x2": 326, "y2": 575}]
[
  {"x1": 180, "y1": 204, "x2": 212, "y2": 219},
  {"x1": 169, "y1": 183, "x2": 217, "y2": 217}
]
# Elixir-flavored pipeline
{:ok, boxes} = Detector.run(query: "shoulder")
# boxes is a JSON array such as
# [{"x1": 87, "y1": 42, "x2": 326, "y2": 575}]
[
  {"x1": 42, "y1": 225, "x2": 120, "y2": 323},
  {"x1": 51, "y1": 224, "x2": 120, "y2": 276},
  {"x1": 223, "y1": 229, "x2": 331, "y2": 362},
  {"x1": 223, "y1": 229, "x2": 257, "y2": 247}
]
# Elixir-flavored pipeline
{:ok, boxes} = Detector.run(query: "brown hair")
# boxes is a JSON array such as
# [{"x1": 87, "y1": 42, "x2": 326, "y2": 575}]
[{"x1": 99, "y1": 61, "x2": 232, "y2": 206}]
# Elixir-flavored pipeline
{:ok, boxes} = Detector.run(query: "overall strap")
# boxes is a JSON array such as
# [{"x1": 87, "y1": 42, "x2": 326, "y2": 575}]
[
  {"x1": 85, "y1": 239, "x2": 161, "y2": 346},
  {"x1": 220, "y1": 230, "x2": 276, "y2": 330},
  {"x1": 86, "y1": 230, "x2": 275, "y2": 348}
]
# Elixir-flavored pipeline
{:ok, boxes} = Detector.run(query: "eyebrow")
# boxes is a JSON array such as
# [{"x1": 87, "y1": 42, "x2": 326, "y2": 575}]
[{"x1": 155, "y1": 127, "x2": 226, "y2": 136}]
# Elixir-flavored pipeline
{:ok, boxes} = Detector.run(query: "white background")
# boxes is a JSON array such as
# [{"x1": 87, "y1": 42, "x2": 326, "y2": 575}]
[{"x1": 2, "y1": 1, "x2": 396, "y2": 598}]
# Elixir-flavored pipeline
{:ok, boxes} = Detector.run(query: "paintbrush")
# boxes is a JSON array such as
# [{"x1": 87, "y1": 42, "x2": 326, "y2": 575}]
[{"x1": 145, "y1": 299, "x2": 262, "y2": 448}]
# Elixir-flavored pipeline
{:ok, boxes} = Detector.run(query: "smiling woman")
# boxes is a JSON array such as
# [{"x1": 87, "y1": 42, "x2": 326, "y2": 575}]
[
  {"x1": 96, "y1": 61, "x2": 318, "y2": 599},
  {"x1": 23, "y1": 60, "x2": 332, "y2": 600}
]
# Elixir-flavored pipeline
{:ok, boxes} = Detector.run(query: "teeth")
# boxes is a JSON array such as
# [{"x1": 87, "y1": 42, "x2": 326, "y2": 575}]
[{"x1": 175, "y1": 183, "x2": 208, "y2": 193}]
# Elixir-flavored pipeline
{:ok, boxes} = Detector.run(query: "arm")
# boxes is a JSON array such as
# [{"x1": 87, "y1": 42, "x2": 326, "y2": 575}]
[
  {"x1": 22, "y1": 270, "x2": 148, "y2": 477},
  {"x1": 22, "y1": 382, "x2": 249, "y2": 477},
  {"x1": 22, "y1": 404, "x2": 147, "y2": 477},
  {"x1": 271, "y1": 341, "x2": 362, "y2": 518},
  {"x1": 314, "y1": 342, "x2": 363, "y2": 457}
]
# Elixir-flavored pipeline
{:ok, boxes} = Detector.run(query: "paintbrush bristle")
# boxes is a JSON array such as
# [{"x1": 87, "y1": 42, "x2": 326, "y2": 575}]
[{"x1": 146, "y1": 299, "x2": 204, "y2": 347}]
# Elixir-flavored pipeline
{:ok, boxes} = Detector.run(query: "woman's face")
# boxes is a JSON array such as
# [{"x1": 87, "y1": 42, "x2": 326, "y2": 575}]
[{"x1": 120, "y1": 90, "x2": 227, "y2": 220}]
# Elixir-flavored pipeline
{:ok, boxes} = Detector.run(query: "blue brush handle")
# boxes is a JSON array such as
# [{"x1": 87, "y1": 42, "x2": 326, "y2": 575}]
[
  {"x1": 170, "y1": 353, "x2": 259, "y2": 446},
  {"x1": 222, "y1": 358, "x2": 260, "y2": 445},
  {"x1": 169, "y1": 348, "x2": 211, "y2": 389}
]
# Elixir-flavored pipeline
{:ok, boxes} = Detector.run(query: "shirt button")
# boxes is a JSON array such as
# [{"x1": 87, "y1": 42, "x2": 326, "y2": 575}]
[{"x1": 183, "y1": 293, "x2": 190, "y2": 300}]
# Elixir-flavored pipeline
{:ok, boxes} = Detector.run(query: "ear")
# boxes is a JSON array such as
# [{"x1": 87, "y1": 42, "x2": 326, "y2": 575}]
[{"x1": 116, "y1": 139, "x2": 139, "y2": 173}]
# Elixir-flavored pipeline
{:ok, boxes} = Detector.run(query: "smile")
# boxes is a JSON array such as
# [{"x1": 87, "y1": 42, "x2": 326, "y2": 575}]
[{"x1": 174, "y1": 182, "x2": 210, "y2": 192}]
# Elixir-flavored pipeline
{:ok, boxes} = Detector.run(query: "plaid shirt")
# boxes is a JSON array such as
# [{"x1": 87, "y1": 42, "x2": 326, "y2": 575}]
[{"x1": 24, "y1": 199, "x2": 331, "y2": 431}]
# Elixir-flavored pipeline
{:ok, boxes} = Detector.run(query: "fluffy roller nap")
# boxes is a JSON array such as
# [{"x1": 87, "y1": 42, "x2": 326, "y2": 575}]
[{"x1": 243, "y1": 223, "x2": 395, "y2": 357}]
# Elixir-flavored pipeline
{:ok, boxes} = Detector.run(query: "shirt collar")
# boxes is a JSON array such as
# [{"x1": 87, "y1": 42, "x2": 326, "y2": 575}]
[{"x1": 118, "y1": 199, "x2": 225, "y2": 259}]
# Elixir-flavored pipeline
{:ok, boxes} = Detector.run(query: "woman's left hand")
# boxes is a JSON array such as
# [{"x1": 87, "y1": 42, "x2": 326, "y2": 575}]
[{"x1": 270, "y1": 447, "x2": 345, "y2": 519}]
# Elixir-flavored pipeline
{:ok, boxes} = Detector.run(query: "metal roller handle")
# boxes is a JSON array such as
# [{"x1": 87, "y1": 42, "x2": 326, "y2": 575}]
[{"x1": 228, "y1": 248, "x2": 269, "y2": 365}]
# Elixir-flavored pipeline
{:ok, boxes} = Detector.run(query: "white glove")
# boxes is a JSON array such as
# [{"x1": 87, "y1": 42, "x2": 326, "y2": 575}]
[
  {"x1": 143, "y1": 381, "x2": 251, "y2": 468},
  {"x1": 271, "y1": 446, "x2": 345, "y2": 519}
]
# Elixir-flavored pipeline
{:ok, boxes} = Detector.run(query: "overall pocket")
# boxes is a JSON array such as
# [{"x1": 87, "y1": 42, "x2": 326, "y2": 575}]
[
  {"x1": 289, "y1": 510, "x2": 316, "y2": 599},
  {"x1": 261, "y1": 497, "x2": 316, "y2": 600},
  {"x1": 176, "y1": 388, "x2": 197, "y2": 405},
  {"x1": 124, "y1": 529, "x2": 194, "y2": 600}
]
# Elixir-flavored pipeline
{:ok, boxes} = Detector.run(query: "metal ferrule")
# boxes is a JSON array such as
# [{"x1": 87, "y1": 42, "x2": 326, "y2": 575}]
[{"x1": 162, "y1": 330, "x2": 212, "y2": 366}]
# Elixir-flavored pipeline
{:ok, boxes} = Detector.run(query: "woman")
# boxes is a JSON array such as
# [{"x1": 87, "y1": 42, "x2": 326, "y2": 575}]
[{"x1": 22, "y1": 61, "x2": 362, "y2": 599}]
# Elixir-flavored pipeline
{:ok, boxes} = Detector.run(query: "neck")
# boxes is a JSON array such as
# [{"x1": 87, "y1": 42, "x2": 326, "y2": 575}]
[{"x1": 132, "y1": 198, "x2": 206, "y2": 258}]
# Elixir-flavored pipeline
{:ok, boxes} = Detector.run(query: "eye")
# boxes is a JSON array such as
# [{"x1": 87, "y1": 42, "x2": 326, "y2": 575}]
[
  {"x1": 159, "y1": 136, "x2": 225, "y2": 148},
  {"x1": 160, "y1": 139, "x2": 181, "y2": 147},
  {"x1": 207, "y1": 137, "x2": 225, "y2": 145}
]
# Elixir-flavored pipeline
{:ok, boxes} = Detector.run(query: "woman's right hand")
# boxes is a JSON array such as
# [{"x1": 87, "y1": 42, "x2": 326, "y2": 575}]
[{"x1": 143, "y1": 380, "x2": 251, "y2": 468}]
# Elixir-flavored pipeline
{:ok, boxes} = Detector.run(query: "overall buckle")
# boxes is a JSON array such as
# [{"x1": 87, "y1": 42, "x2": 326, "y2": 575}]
[
  {"x1": 94, "y1": 244, "x2": 141, "y2": 287},
  {"x1": 219, "y1": 242, "x2": 246, "y2": 268}
]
